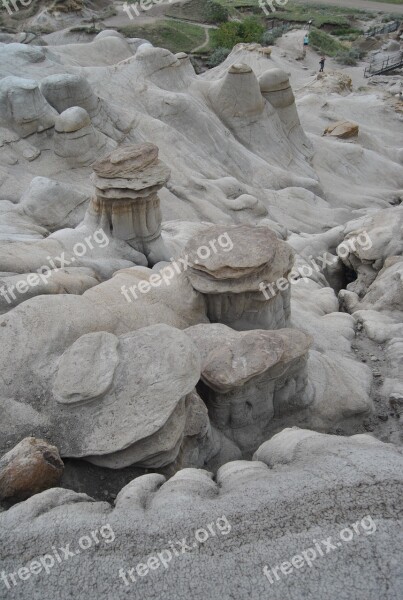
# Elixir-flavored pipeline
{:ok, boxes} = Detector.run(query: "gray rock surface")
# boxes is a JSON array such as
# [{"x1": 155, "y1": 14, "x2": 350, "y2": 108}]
[
  {"x1": 0, "y1": 429, "x2": 401, "y2": 599},
  {"x1": 0, "y1": 324, "x2": 204, "y2": 468},
  {"x1": 0, "y1": 20, "x2": 402, "y2": 600}
]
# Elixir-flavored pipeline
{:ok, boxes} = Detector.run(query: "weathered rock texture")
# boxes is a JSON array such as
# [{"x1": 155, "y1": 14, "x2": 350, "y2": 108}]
[
  {"x1": 0, "y1": 429, "x2": 402, "y2": 600},
  {"x1": 0, "y1": 25, "x2": 402, "y2": 600},
  {"x1": 324, "y1": 120, "x2": 359, "y2": 139},
  {"x1": 186, "y1": 324, "x2": 312, "y2": 454},
  {"x1": 259, "y1": 67, "x2": 313, "y2": 157},
  {"x1": 16, "y1": 325, "x2": 204, "y2": 469},
  {"x1": 0, "y1": 76, "x2": 57, "y2": 137},
  {"x1": 88, "y1": 144, "x2": 171, "y2": 265},
  {"x1": 185, "y1": 224, "x2": 294, "y2": 330}
]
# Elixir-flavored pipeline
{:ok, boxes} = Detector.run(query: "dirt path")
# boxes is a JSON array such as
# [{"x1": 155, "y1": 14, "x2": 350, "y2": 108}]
[
  {"x1": 293, "y1": 0, "x2": 403, "y2": 15},
  {"x1": 190, "y1": 24, "x2": 215, "y2": 53},
  {"x1": 192, "y1": 27, "x2": 209, "y2": 53}
]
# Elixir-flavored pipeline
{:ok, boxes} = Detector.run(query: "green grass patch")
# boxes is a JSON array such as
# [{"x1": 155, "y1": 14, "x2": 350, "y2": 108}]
[
  {"x1": 309, "y1": 27, "x2": 347, "y2": 56},
  {"x1": 118, "y1": 19, "x2": 206, "y2": 54}
]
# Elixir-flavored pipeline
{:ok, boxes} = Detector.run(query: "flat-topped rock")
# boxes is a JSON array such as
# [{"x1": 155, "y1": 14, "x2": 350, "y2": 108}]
[
  {"x1": 90, "y1": 162, "x2": 171, "y2": 192},
  {"x1": 186, "y1": 323, "x2": 312, "y2": 392},
  {"x1": 92, "y1": 143, "x2": 159, "y2": 179},
  {"x1": 87, "y1": 143, "x2": 171, "y2": 264},
  {"x1": 0, "y1": 324, "x2": 202, "y2": 469},
  {"x1": 183, "y1": 224, "x2": 294, "y2": 330},
  {"x1": 324, "y1": 120, "x2": 359, "y2": 139},
  {"x1": 185, "y1": 224, "x2": 294, "y2": 294},
  {"x1": 186, "y1": 323, "x2": 312, "y2": 455}
]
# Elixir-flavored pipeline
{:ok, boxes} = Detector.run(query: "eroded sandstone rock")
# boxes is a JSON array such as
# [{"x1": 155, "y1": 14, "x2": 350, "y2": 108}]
[
  {"x1": 0, "y1": 76, "x2": 57, "y2": 137},
  {"x1": 324, "y1": 120, "x2": 359, "y2": 139},
  {"x1": 186, "y1": 323, "x2": 312, "y2": 454},
  {"x1": 88, "y1": 143, "x2": 171, "y2": 265},
  {"x1": 0, "y1": 437, "x2": 64, "y2": 501},
  {"x1": 184, "y1": 224, "x2": 294, "y2": 330},
  {"x1": 54, "y1": 106, "x2": 113, "y2": 166},
  {"x1": 259, "y1": 68, "x2": 313, "y2": 157}
]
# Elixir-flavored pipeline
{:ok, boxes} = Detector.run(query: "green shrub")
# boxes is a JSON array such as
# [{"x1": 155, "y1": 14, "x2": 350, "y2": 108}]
[
  {"x1": 335, "y1": 48, "x2": 364, "y2": 65},
  {"x1": 205, "y1": 0, "x2": 229, "y2": 24},
  {"x1": 208, "y1": 47, "x2": 230, "y2": 67},
  {"x1": 332, "y1": 27, "x2": 363, "y2": 36},
  {"x1": 212, "y1": 16, "x2": 264, "y2": 48},
  {"x1": 309, "y1": 28, "x2": 346, "y2": 57}
]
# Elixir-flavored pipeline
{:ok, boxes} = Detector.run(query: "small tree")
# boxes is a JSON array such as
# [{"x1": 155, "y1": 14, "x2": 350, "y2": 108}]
[
  {"x1": 238, "y1": 16, "x2": 265, "y2": 43},
  {"x1": 212, "y1": 17, "x2": 264, "y2": 49},
  {"x1": 205, "y1": 0, "x2": 229, "y2": 24},
  {"x1": 212, "y1": 22, "x2": 241, "y2": 49}
]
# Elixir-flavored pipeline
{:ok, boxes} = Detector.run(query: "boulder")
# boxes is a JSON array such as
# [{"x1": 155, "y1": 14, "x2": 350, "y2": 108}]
[
  {"x1": 324, "y1": 120, "x2": 359, "y2": 139},
  {"x1": 0, "y1": 437, "x2": 64, "y2": 501}
]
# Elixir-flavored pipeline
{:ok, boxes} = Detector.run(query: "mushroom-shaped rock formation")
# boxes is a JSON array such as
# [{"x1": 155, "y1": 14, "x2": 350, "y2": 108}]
[
  {"x1": 175, "y1": 51, "x2": 196, "y2": 78},
  {"x1": 134, "y1": 46, "x2": 194, "y2": 90},
  {"x1": 186, "y1": 323, "x2": 313, "y2": 455},
  {"x1": 88, "y1": 143, "x2": 172, "y2": 265},
  {"x1": 54, "y1": 106, "x2": 114, "y2": 166},
  {"x1": 5, "y1": 324, "x2": 202, "y2": 469},
  {"x1": 41, "y1": 74, "x2": 99, "y2": 117},
  {"x1": 40, "y1": 73, "x2": 131, "y2": 140},
  {"x1": 0, "y1": 76, "x2": 57, "y2": 138},
  {"x1": 208, "y1": 63, "x2": 265, "y2": 122},
  {"x1": 184, "y1": 224, "x2": 294, "y2": 330},
  {"x1": 204, "y1": 63, "x2": 315, "y2": 177},
  {"x1": 259, "y1": 68, "x2": 313, "y2": 157}
]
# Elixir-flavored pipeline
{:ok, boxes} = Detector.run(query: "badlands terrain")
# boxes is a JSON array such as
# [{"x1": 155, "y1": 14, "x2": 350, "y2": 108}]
[{"x1": 0, "y1": 0, "x2": 402, "y2": 599}]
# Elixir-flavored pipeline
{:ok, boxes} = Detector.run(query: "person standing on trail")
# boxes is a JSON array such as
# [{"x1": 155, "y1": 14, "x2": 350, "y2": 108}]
[
  {"x1": 319, "y1": 56, "x2": 326, "y2": 72},
  {"x1": 304, "y1": 34, "x2": 309, "y2": 47}
]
